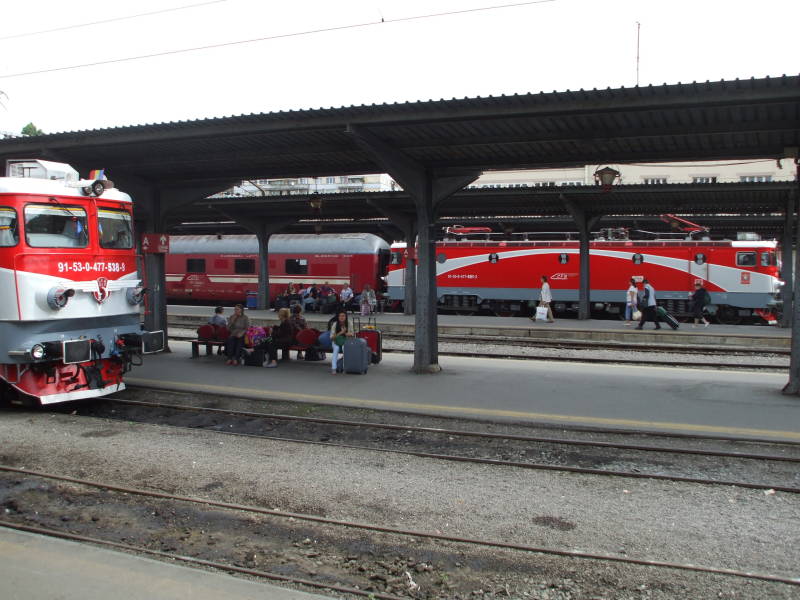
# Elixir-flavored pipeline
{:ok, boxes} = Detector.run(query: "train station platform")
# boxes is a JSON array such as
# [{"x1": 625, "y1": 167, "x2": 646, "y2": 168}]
[
  {"x1": 0, "y1": 527, "x2": 333, "y2": 600},
  {"x1": 166, "y1": 305, "x2": 791, "y2": 350},
  {"x1": 128, "y1": 333, "x2": 800, "y2": 443}
]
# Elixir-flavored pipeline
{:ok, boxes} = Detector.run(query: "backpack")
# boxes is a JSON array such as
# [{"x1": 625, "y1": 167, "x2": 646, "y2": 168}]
[
  {"x1": 703, "y1": 289, "x2": 712, "y2": 306},
  {"x1": 244, "y1": 326, "x2": 267, "y2": 348},
  {"x1": 304, "y1": 347, "x2": 326, "y2": 361}
]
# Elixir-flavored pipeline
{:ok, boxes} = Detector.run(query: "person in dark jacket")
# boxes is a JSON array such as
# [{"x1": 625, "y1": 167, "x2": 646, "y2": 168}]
[
  {"x1": 261, "y1": 307, "x2": 295, "y2": 368},
  {"x1": 690, "y1": 281, "x2": 711, "y2": 328},
  {"x1": 636, "y1": 279, "x2": 661, "y2": 330}
]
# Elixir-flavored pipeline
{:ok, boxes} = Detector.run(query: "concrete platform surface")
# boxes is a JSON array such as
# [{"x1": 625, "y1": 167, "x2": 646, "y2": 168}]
[
  {"x1": 0, "y1": 527, "x2": 333, "y2": 600},
  {"x1": 166, "y1": 305, "x2": 791, "y2": 348},
  {"x1": 128, "y1": 341, "x2": 800, "y2": 442}
]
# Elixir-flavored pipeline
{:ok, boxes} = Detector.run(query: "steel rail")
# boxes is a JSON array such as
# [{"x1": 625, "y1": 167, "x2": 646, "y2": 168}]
[
  {"x1": 108, "y1": 397, "x2": 800, "y2": 462},
  {"x1": 1, "y1": 466, "x2": 797, "y2": 587},
  {"x1": 0, "y1": 520, "x2": 405, "y2": 600},
  {"x1": 76, "y1": 400, "x2": 800, "y2": 493}
]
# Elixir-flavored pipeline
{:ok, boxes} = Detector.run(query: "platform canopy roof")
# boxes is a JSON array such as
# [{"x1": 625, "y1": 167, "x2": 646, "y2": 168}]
[
  {"x1": 169, "y1": 181, "x2": 795, "y2": 239},
  {"x1": 0, "y1": 75, "x2": 797, "y2": 191}
]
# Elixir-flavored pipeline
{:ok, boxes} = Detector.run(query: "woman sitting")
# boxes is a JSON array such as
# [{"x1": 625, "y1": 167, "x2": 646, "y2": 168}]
[
  {"x1": 225, "y1": 304, "x2": 249, "y2": 365},
  {"x1": 261, "y1": 307, "x2": 296, "y2": 368},
  {"x1": 329, "y1": 311, "x2": 353, "y2": 375}
]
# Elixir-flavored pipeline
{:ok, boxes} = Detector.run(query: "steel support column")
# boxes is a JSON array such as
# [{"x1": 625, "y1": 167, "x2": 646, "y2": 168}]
[
  {"x1": 125, "y1": 179, "x2": 236, "y2": 348},
  {"x1": 780, "y1": 194, "x2": 795, "y2": 328},
  {"x1": 348, "y1": 124, "x2": 478, "y2": 372},
  {"x1": 563, "y1": 196, "x2": 601, "y2": 320},
  {"x1": 783, "y1": 182, "x2": 800, "y2": 394}
]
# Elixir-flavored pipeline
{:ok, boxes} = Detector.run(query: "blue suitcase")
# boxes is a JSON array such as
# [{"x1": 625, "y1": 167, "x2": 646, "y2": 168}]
[{"x1": 343, "y1": 337, "x2": 370, "y2": 374}]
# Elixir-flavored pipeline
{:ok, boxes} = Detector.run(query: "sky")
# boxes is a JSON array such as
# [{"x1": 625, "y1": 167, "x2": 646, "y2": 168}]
[{"x1": 0, "y1": 0, "x2": 797, "y2": 135}]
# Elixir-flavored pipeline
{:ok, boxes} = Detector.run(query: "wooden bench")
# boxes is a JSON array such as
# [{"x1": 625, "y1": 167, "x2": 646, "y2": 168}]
[{"x1": 190, "y1": 339, "x2": 226, "y2": 358}]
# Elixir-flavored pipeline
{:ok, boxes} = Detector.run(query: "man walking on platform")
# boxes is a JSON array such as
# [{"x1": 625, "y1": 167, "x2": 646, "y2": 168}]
[{"x1": 636, "y1": 278, "x2": 661, "y2": 330}]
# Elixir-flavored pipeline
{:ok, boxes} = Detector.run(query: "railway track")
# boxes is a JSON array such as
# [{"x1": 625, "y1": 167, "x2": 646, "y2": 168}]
[
  {"x1": 1, "y1": 466, "x2": 798, "y2": 590},
  {"x1": 67, "y1": 393, "x2": 800, "y2": 494}
]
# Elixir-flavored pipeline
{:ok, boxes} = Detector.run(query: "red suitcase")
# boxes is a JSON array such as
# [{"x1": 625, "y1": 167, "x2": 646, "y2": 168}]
[{"x1": 355, "y1": 317, "x2": 382, "y2": 364}]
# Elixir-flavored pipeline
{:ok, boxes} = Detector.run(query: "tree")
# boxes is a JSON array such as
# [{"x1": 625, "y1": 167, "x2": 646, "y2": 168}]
[{"x1": 21, "y1": 122, "x2": 43, "y2": 136}]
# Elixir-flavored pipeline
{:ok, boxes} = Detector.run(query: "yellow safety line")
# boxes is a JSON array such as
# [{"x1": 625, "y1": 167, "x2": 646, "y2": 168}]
[{"x1": 126, "y1": 377, "x2": 800, "y2": 441}]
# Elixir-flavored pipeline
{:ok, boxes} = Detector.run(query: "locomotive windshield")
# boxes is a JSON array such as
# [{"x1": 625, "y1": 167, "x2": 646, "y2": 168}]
[
  {"x1": 0, "y1": 207, "x2": 18, "y2": 246},
  {"x1": 98, "y1": 209, "x2": 133, "y2": 249},
  {"x1": 24, "y1": 204, "x2": 88, "y2": 248}
]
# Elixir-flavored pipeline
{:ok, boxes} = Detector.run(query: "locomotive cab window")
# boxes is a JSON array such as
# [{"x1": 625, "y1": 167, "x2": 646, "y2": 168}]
[
  {"x1": 0, "y1": 207, "x2": 18, "y2": 246},
  {"x1": 98, "y1": 209, "x2": 133, "y2": 249},
  {"x1": 186, "y1": 258, "x2": 206, "y2": 273},
  {"x1": 286, "y1": 258, "x2": 308, "y2": 275},
  {"x1": 736, "y1": 252, "x2": 757, "y2": 267},
  {"x1": 234, "y1": 259, "x2": 255, "y2": 274},
  {"x1": 760, "y1": 251, "x2": 776, "y2": 267},
  {"x1": 390, "y1": 252, "x2": 403, "y2": 265},
  {"x1": 25, "y1": 204, "x2": 88, "y2": 248}
]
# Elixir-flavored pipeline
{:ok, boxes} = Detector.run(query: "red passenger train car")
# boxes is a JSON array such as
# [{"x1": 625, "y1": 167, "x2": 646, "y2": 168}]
[
  {"x1": 386, "y1": 235, "x2": 782, "y2": 323},
  {"x1": 0, "y1": 160, "x2": 163, "y2": 405},
  {"x1": 166, "y1": 234, "x2": 390, "y2": 304}
]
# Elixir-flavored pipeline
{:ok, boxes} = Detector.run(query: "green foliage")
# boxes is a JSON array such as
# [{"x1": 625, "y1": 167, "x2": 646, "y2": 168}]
[{"x1": 21, "y1": 122, "x2": 43, "y2": 136}]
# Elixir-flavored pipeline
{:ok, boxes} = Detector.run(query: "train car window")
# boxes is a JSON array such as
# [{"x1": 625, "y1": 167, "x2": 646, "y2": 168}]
[
  {"x1": 24, "y1": 204, "x2": 88, "y2": 248},
  {"x1": 558, "y1": 253, "x2": 569, "y2": 264},
  {"x1": 736, "y1": 252, "x2": 757, "y2": 267},
  {"x1": 760, "y1": 252, "x2": 776, "y2": 267},
  {"x1": 632, "y1": 253, "x2": 644, "y2": 265},
  {"x1": 486, "y1": 253, "x2": 498, "y2": 264},
  {"x1": 694, "y1": 253, "x2": 706, "y2": 265},
  {"x1": 0, "y1": 207, "x2": 19, "y2": 246},
  {"x1": 98, "y1": 209, "x2": 133, "y2": 249},
  {"x1": 286, "y1": 258, "x2": 308, "y2": 275},
  {"x1": 187, "y1": 258, "x2": 206, "y2": 273},
  {"x1": 235, "y1": 259, "x2": 255, "y2": 274}
]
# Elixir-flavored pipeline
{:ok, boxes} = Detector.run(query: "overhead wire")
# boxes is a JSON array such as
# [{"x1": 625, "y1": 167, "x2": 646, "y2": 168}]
[
  {"x1": 0, "y1": 0, "x2": 557, "y2": 79},
  {"x1": 0, "y1": 0, "x2": 230, "y2": 41}
]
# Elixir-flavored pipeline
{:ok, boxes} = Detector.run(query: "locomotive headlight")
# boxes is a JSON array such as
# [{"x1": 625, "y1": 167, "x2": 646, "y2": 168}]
[{"x1": 31, "y1": 344, "x2": 46, "y2": 360}]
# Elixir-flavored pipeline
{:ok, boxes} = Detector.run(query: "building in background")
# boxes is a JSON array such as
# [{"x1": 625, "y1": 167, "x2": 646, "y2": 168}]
[
  {"x1": 216, "y1": 173, "x2": 398, "y2": 197},
  {"x1": 472, "y1": 159, "x2": 795, "y2": 188},
  {"x1": 216, "y1": 159, "x2": 794, "y2": 198}
]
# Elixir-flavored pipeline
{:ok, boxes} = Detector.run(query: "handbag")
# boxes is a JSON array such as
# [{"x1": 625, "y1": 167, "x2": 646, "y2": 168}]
[
  {"x1": 334, "y1": 334, "x2": 347, "y2": 347},
  {"x1": 632, "y1": 310, "x2": 642, "y2": 321},
  {"x1": 535, "y1": 306, "x2": 549, "y2": 322}
]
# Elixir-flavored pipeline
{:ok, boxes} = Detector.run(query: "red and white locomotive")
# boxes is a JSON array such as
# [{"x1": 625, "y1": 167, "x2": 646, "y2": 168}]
[
  {"x1": 0, "y1": 159, "x2": 163, "y2": 405},
  {"x1": 165, "y1": 234, "x2": 390, "y2": 304},
  {"x1": 387, "y1": 230, "x2": 782, "y2": 323}
]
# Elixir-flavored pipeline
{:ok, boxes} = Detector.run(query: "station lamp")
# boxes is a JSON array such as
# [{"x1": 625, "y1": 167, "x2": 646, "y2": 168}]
[{"x1": 593, "y1": 166, "x2": 621, "y2": 191}]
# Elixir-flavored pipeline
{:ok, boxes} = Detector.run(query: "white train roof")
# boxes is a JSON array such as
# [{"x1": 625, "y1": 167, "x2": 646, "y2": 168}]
[
  {"x1": 0, "y1": 176, "x2": 132, "y2": 203},
  {"x1": 169, "y1": 233, "x2": 389, "y2": 255}
]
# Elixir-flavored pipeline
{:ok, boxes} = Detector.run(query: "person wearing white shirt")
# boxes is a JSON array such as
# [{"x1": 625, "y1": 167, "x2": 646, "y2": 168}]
[
  {"x1": 537, "y1": 275, "x2": 555, "y2": 322},
  {"x1": 624, "y1": 278, "x2": 638, "y2": 326},
  {"x1": 339, "y1": 283, "x2": 354, "y2": 310}
]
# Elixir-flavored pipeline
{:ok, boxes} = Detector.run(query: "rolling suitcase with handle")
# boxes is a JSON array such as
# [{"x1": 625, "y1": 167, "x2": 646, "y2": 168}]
[
  {"x1": 656, "y1": 306, "x2": 680, "y2": 330},
  {"x1": 343, "y1": 337, "x2": 370, "y2": 374},
  {"x1": 354, "y1": 316, "x2": 382, "y2": 364}
]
